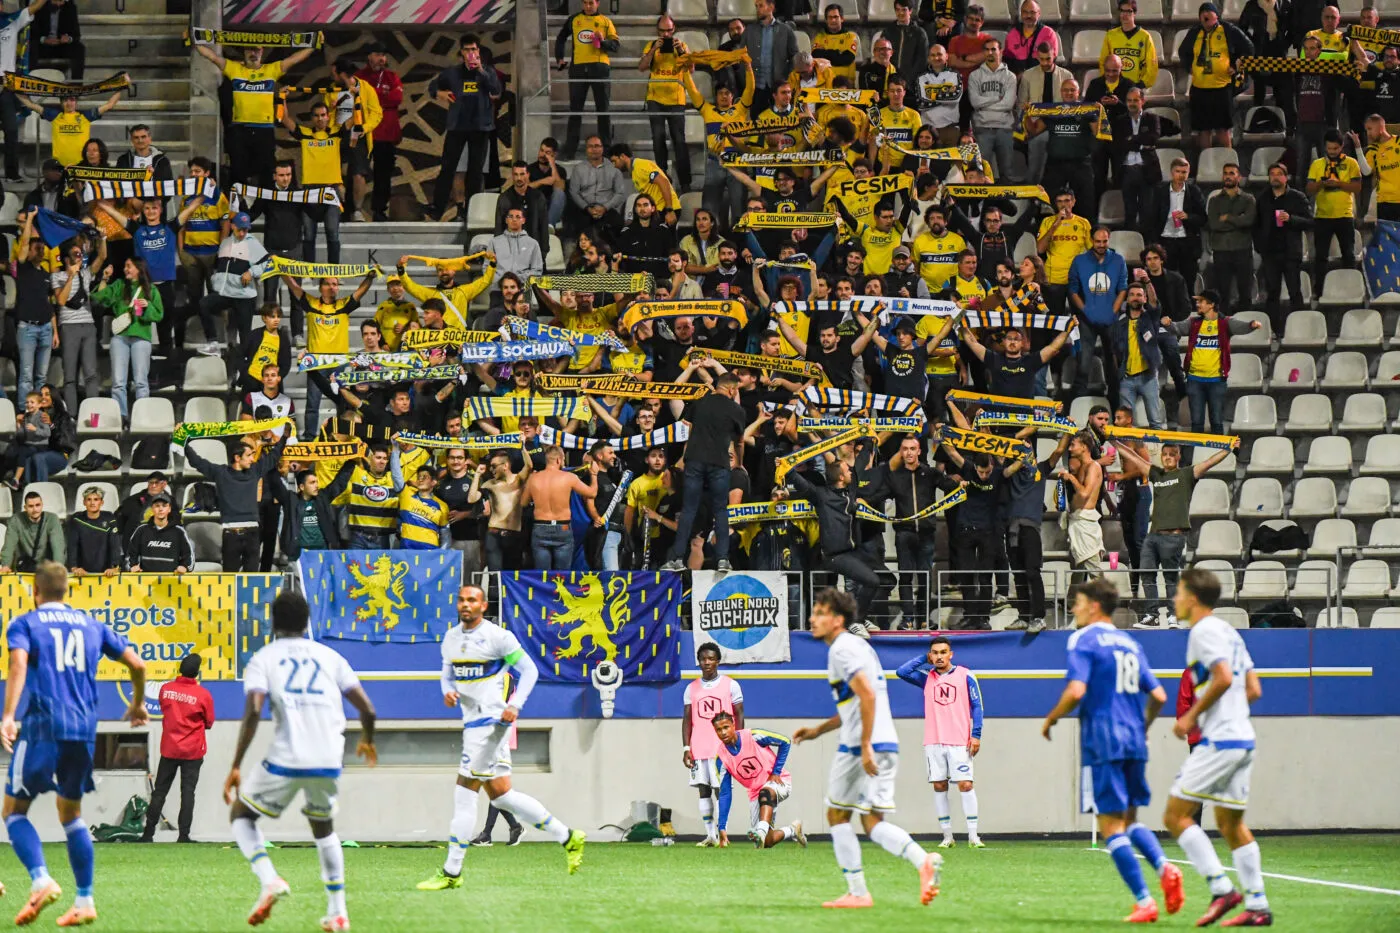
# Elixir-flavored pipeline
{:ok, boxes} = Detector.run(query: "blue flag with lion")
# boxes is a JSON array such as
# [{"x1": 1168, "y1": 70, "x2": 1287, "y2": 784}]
[
  {"x1": 500, "y1": 571, "x2": 682, "y2": 683},
  {"x1": 300, "y1": 550, "x2": 462, "y2": 643}
]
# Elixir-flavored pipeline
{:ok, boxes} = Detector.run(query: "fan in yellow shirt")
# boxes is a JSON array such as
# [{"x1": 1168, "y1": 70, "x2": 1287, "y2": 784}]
[
  {"x1": 374, "y1": 277, "x2": 421, "y2": 350},
  {"x1": 1365, "y1": 117, "x2": 1400, "y2": 217},
  {"x1": 685, "y1": 62, "x2": 755, "y2": 155},
  {"x1": 1036, "y1": 192, "x2": 1093, "y2": 286},
  {"x1": 280, "y1": 99, "x2": 344, "y2": 187},
  {"x1": 18, "y1": 92, "x2": 122, "y2": 167},
  {"x1": 609, "y1": 144, "x2": 681, "y2": 214},
  {"x1": 811, "y1": 6, "x2": 861, "y2": 82},
  {"x1": 396, "y1": 254, "x2": 497, "y2": 329},
  {"x1": 193, "y1": 43, "x2": 316, "y2": 127},
  {"x1": 1100, "y1": 2, "x2": 1159, "y2": 90},
  {"x1": 876, "y1": 78, "x2": 922, "y2": 171},
  {"x1": 911, "y1": 204, "x2": 968, "y2": 292}
]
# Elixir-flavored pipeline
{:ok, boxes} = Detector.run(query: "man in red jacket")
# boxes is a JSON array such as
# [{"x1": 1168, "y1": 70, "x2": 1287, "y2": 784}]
[
  {"x1": 357, "y1": 42, "x2": 404, "y2": 222},
  {"x1": 140, "y1": 653, "x2": 215, "y2": 843}
]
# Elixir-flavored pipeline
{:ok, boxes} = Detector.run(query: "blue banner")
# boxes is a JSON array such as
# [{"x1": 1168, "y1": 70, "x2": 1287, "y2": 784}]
[
  {"x1": 300, "y1": 550, "x2": 462, "y2": 643},
  {"x1": 501, "y1": 571, "x2": 683, "y2": 684},
  {"x1": 1365, "y1": 219, "x2": 1400, "y2": 299}
]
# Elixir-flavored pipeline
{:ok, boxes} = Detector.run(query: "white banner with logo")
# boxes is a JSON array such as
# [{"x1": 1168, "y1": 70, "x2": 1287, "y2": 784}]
[{"x1": 690, "y1": 571, "x2": 790, "y2": 664}]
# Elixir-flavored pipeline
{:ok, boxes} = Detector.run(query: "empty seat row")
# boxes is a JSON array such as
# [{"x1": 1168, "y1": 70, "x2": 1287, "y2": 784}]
[
  {"x1": 1240, "y1": 435, "x2": 1400, "y2": 476},
  {"x1": 1195, "y1": 476, "x2": 1397, "y2": 521},
  {"x1": 1231, "y1": 393, "x2": 1400, "y2": 435},
  {"x1": 1194, "y1": 517, "x2": 1400, "y2": 562}
]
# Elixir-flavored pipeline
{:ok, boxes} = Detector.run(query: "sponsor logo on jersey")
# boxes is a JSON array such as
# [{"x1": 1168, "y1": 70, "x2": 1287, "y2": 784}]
[{"x1": 363, "y1": 485, "x2": 390, "y2": 502}]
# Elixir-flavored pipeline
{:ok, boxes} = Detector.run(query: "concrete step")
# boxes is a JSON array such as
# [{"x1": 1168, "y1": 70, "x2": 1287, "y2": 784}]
[
  {"x1": 85, "y1": 35, "x2": 191, "y2": 58},
  {"x1": 88, "y1": 56, "x2": 188, "y2": 77},
  {"x1": 111, "y1": 100, "x2": 191, "y2": 114},
  {"x1": 84, "y1": 14, "x2": 189, "y2": 27},
  {"x1": 86, "y1": 118, "x2": 191, "y2": 145},
  {"x1": 74, "y1": 0, "x2": 174, "y2": 15},
  {"x1": 126, "y1": 79, "x2": 192, "y2": 103}
]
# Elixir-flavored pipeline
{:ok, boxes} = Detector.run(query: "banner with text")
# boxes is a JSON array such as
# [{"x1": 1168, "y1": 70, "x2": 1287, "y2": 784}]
[{"x1": 690, "y1": 571, "x2": 791, "y2": 664}]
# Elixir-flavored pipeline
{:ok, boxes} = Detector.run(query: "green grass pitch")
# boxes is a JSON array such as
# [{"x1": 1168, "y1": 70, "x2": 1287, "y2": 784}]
[{"x1": 9, "y1": 834, "x2": 1398, "y2": 931}]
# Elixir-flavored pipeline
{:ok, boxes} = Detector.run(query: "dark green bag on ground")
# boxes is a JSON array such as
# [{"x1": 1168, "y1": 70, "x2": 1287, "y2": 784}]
[{"x1": 91, "y1": 795, "x2": 149, "y2": 842}]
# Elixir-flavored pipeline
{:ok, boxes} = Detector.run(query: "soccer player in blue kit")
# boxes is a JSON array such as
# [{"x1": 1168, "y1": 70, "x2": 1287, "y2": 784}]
[
  {"x1": 1042, "y1": 577, "x2": 1186, "y2": 924},
  {"x1": 0, "y1": 562, "x2": 148, "y2": 927}
]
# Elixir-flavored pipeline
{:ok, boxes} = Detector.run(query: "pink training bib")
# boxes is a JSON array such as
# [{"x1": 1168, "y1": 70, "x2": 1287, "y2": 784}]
[
  {"x1": 715, "y1": 729, "x2": 788, "y2": 800},
  {"x1": 923, "y1": 665, "x2": 973, "y2": 746},
  {"x1": 686, "y1": 675, "x2": 736, "y2": 759}
]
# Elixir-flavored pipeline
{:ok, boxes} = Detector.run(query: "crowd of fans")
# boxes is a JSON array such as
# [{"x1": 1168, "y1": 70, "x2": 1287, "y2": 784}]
[{"x1": 0, "y1": 1, "x2": 1392, "y2": 632}]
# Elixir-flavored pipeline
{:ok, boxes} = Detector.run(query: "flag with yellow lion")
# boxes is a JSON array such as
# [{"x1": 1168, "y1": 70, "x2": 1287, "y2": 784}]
[
  {"x1": 299, "y1": 550, "x2": 463, "y2": 643},
  {"x1": 501, "y1": 571, "x2": 682, "y2": 683}
]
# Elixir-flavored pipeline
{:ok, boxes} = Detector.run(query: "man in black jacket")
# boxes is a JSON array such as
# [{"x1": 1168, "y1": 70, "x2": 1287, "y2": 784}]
[
  {"x1": 276, "y1": 470, "x2": 341, "y2": 571},
  {"x1": 1109, "y1": 87, "x2": 1159, "y2": 233},
  {"x1": 247, "y1": 160, "x2": 304, "y2": 311},
  {"x1": 788, "y1": 461, "x2": 884, "y2": 621},
  {"x1": 662, "y1": 369, "x2": 747, "y2": 573},
  {"x1": 1144, "y1": 156, "x2": 1208, "y2": 288},
  {"x1": 181, "y1": 431, "x2": 289, "y2": 572},
  {"x1": 116, "y1": 471, "x2": 179, "y2": 547},
  {"x1": 30, "y1": 0, "x2": 83, "y2": 79},
  {"x1": 426, "y1": 33, "x2": 503, "y2": 219},
  {"x1": 613, "y1": 195, "x2": 677, "y2": 278},
  {"x1": 886, "y1": 436, "x2": 961, "y2": 628},
  {"x1": 22, "y1": 160, "x2": 80, "y2": 218},
  {"x1": 495, "y1": 160, "x2": 550, "y2": 258},
  {"x1": 126, "y1": 494, "x2": 194, "y2": 573},
  {"x1": 1254, "y1": 161, "x2": 1313, "y2": 333},
  {"x1": 67, "y1": 485, "x2": 120, "y2": 575}
]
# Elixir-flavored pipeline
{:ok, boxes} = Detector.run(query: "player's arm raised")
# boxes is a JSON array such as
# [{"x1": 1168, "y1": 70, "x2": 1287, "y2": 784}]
[
  {"x1": 344, "y1": 684, "x2": 378, "y2": 766},
  {"x1": 224, "y1": 690, "x2": 267, "y2": 804}
]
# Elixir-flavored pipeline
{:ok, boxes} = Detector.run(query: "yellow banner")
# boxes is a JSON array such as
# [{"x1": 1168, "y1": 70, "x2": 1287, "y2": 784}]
[
  {"x1": 400, "y1": 327, "x2": 500, "y2": 349},
  {"x1": 944, "y1": 184, "x2": 1050, "y2": 204},
  {"x1": 1102, "y1": 426, "x2": 1239, "y2": 450},
  {"x1": 689, "y1": 348, "x2": 825, "y2": 382},
  {"x1": 938, "y1": 424, "x2": 1035, "y2": 464},
  {"x1": 797, "y1": 87, "x2": 879, "y2": 106},
  {"x1": 281, "y1": 440, "x2": 365, "y2": 463},
  {"x1": 732, "y1": 211, "x2": 841, "y2": 231},
  {"x1": 946, "y1": 389, "x2": 1063, "y2": 414},
  {"x1": 0, "y1": 574, "x2": 283, "y2": 681}
]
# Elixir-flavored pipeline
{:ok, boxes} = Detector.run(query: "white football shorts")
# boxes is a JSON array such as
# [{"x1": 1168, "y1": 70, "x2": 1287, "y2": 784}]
[
  {"x1": 688, "y1": 757, "x2": 723, "y2": 789},
  {"x1": 460, "y1": 722, "x2": 512, "y2": 781},
  {"x1": 748, "y1": 776, "x2": 793, "y2": 828},
  {"x1": 825, "y1": 750, "x2": 898, "y2": 813},
  {"x1": 239, "y1": 761, "x2": 338, "y2": 821},
  {"x1": 924, "y1": 743, "x2": 975, "y2": 783},
  {"x1": 1169, "y1": 743, "x2": 1254, "y2": 811}
]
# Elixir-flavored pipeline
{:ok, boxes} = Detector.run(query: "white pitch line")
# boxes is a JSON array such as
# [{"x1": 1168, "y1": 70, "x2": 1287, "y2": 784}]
[{"x1": 1090, "y1": 848, "x2": 1400, "y2": 896}]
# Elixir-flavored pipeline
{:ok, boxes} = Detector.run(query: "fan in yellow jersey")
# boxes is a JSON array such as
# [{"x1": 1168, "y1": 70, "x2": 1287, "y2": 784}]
[
  {"x1": 285, "y1": 273, "x2": 376, "y2": 357},
  {"x1": 609, "y1": 143, "x2": 681, "y2": 217},
  {"x1": 396, "y1": 254, "x2": 498, "y2": 329},
  {"x1": 640, "y1": 16, "x2": 692, "y2": 190},
  {"x1": 686, "y1": 58, "x2": 755, "y2": 156},
  {"x1": 814, "y1": 77, "x2": 870, "y2": 139},
  {"x1": 1306, "y1": 130, "x2": 1361, "y2": 292},
  {"x1": 1175, "y1": 5, "x2": 1252, "y2": 149},
  {"x1": 17, "y1": 91, "x2": 122, "y2": 168},
  {"x1": 811, "y1": 4, "x2": 861, "y2": 82},
  {"x1": 788, "y1": 51, "x2": 835, "y2": 114},
  {"x1": 835, "y1": 197, "x2": 905, "y2": 275},
  {"x1": 1099, "y1": 0, "x2": 1158, "y2": 90},
  {"x1": 1364, "y1": 115, "x2": 1400, "y2": 221},
  {"x1": 280, "y1": 99, "x2": 346, "y2": 263},
  {"x1": 325, "y1": 441, "x2": 399, "y2": 548},
  {"x1": 911, "y1": 204, "x2": 968, "y2": 293},
  {"x1": 555, "y1": 0, "x2": 621, "y2": 157},
  {"x1": 875, "y1": 77, "x2": 923, "y2": 171},
  {"x1": 390, "y1": 446, "x2": 450, "y2": 549},
  {"x1": 193, "y1": 41, "x2": 317, "y2": 187},
  {"x1": 1036, "y1": 189, "x2": 1093, "y2": 312},
  {"x1": 373, "y1": 277, "x2": 421, "y2": 350}
]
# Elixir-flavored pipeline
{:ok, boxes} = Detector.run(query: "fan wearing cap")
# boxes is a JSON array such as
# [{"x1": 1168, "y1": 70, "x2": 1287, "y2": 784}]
[
  {"x1": 124, "y1": 491, "x2": 193, "y2": 574},
  {"x1": 1176, "y1": 3, "x2": 1254, "y2": 151},
  {"x1": 195, "y1": 211, "x2": 269, "y2": 358},
  {"x1": 21, "y1": 158, "x2": 80, "y2": 219},
  {"x1": 15, "y1": 87, "x2": 121, "y2": 169},
  {"x1": 373, "y1": 276, "x2": 419, "y2": 351}
]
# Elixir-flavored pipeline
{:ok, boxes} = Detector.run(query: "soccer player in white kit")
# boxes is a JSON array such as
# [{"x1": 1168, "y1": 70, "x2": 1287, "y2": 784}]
[
  {"x1": 793, "y1": 587, "x2": 944, "y2": 909},
  {"x1": 224, "y1": 589, "x2": 378, "y2": 932},
  {"x1": 417, "y1": 584, "x2": 586, "y2": 889},
  {"x1": 1162, "y1": 568, "x2": 1273, "y2": 928}
]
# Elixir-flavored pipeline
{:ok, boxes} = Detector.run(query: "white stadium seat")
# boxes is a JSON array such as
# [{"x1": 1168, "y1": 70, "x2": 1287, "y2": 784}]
[
  {"x1": 1282, "y1": 394, "x2": 1333, "y2": 434},
  {"x1": 1189, "y1": 478, "x2": 1234, "y2": 519},
  {"x1": 1319, "y1": 352, "x2": 1370, "y2": 391},
  {"x1": 1236, "y1": 478, "x2": 1284, "y2": 519},
  {"x1": 183, "y1": 397, "x2": 229, "y2": 424},
  {"x1": 1069, "y1": 0, "x2": 1115, "y2": 24},
  {"x1": 1230, "y1": 394, "x2": 1276, "y2": 433},
  {"x1": 1194, "y1": 520, "x2": 1243, "y2": 560},
  {"x1": 1194, "y1": 560, "x2": 1238, "y2": 600},
  {"x1": 1226, "y1": 353, "x2": 1264, "y2": 391},
  {"x1": 129, "y1": 397, "x2": 175, "y2": 435},
  {"x1": 1341, "y1": 477, "x2": 1393, "y2": 518},
  {"x1": 1369, "y1": 607, "x2": 1400, "y2": 628},
  {"x1": 1269, "y1": 352, "x2": 1317, "y2": 390},
  {"x1": 1288, "y1": 477, "x2": 1338, "y2": 518},
  {"x1": 1367, "y1": 517, "x2": 1400, "y2": 554},
  {"x1": 1214, "y1": 607, "x2": 1250, "y2": 629},
  {"x1": 1292, "y1": 559, "x2": 1338, "y2": 598},
  {"x1": 1335, "y1": 308, "x2": 1383, "y2": 348},
  {"x1": 1195, "y1": 147, "x2": 1238, "y2": 181},
  {"x1": 1319, "y1": 269, "x2": 1367, "y2": 306},
  {"x1": 1308, "y1": 518, "x2": 1358, "y2": 559},
  {"x1": 25, "y1": 482, "x2": 67, "y2": 519},
  {"x1": 1244, "y1": 437, "x2": 1294, "y2": 475},
  {"x1": 1360, "y1": 436, "x2": 1400, "y2": 475},
  {"x1": 1228, "y1": 311, "x2": 1271, "y2": 350},
  {"x1": 1341, "y1": 559, "x2": 1393, "y2": 599},
  {"x1": 1072, "y1": 30, "x2": 1107, "y2": 64},
  {"x1": 1238, "y1": 560, "x2": 1288, "y2": 599},
  {"x1": 76, "y1": 398, "x2": 122, "y2": 436},
  {"x1": 1338, "y1": 394, "x2": 1387, "y2": 432},
  {"x1": 1316, "y1": 606, "x2": 1360, "y2": 628},
  {"x1": 1301, "y1": 436, "x2": 1352, "y2": 475},
  {"x1": 1279, "y1": 310, "x2": 1327, "y2": 350}
]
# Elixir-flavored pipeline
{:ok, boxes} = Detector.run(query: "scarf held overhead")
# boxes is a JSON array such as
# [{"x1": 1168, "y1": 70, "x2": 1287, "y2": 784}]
[
  {"x1": 732, "y1": 211, "x2": 842, "y2": 231},
  {"x1": 1235, "y1": 56, "x2": 1361, "y2": 80},
  {"x1": 463, "y1": 396, "x2": 593, "y2": 423},
  {"x1": 1348, "y1": 25, "x2": 1400, "y2": 52},
  {"x1": 946, "y1": 388, "x2": 1063, "y2": 414},
  {"x1": 683, "y1": 48, "x2": 750, "y2": 68},
  {"x1": 280, "y1": 440, "x2": 364, "y2": 463},
  {"x1": 974, "y1": 410, "x2": 1077, "y2": 435},
  {"x1": 396, "y1": 432, "x2": 523, "y2": 451},
  {"x1": 297, "y1": 351, "x2": 430, "y2": 372},
  {"x1": 230, "y1": 183, "x2": 343, "y2": 212},
  {"x1": 796, "y1": 87, "x2": 879, "y2": 106},
  {"x1": 774, "y1": 425, "x2": 871, "y2": 483},
  {"x1": 798, "y1": 415, "x2": 923, "y2": 432},
  {"x1": 66, "y1": 165, "x2": 151, "y2": 184},
  {"x1": 457, "y1": 339, "x2": 574, "y2": 365},
  {"x1": 80, "y1": 176, "x2": 217, "y2": 204},
  {"x1": 1102, "y1": 426, "x2": 1239, "y2": 450},
  {"x1": 3, "y1": 72, "x2": 129, "y2": 97},
  {"x1": 619, "y1": 299, "x2": 749, "y2": 333},
  {"x1": 726, "y1": 499, "x2": 817, "y2": 523},
  {"x1": 721, "y1": 148, "x2": 848, "y2": 167},
  {"x1": 504, "y1": 315, "x2": 625, "y2": 352},
  {"x1": 400, "y1": 327, "x2": 501, "y2": 350},
  {"x1": 793, "y1": 385, "x2": 925, "y2": 421},
  {"x1": 688, "y1": 348, "x2": 825, "y2": 381},
  {"x1": 172, "y1": 418, "x2": 293, "y2": 447},
  {"x1": 939, "y1": 424, "x2": 1036, "y2": 464},
  {"x1": 399, "y1": 251, "x2": 490, "y2": 273},
  {"x1": 331, "y1": 364, "x2": 461, "y2": 387},
  {"x1": 185, "y1": 27, "x2": 321, "y2": 48},
  {"x1": 531, "y1": 272, "x2": 656, "y2": 294},
  {"x1": 538, "y1": 422, "x2": 690, "y2": 451},
  {"x1": 943, "y1": 184, "x2": 1050, "y2": 203},
  {"x1": 262, "y1": 257, "x2": 379, "y2": 281}
]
